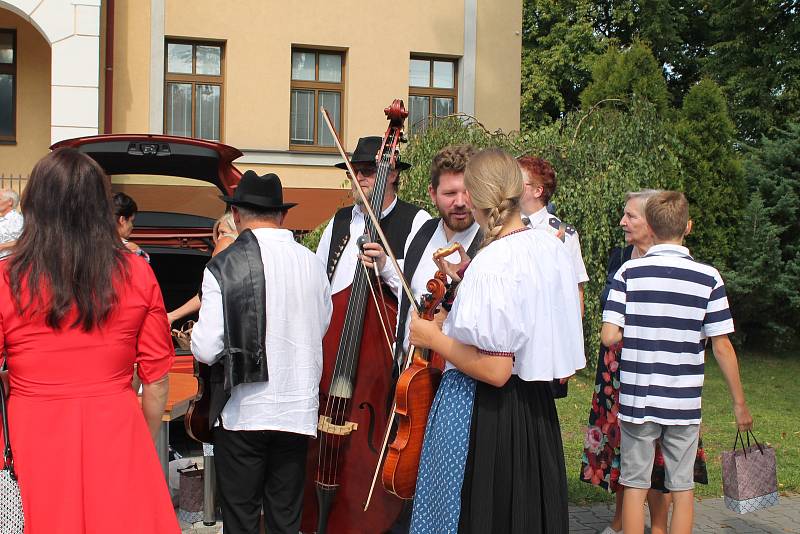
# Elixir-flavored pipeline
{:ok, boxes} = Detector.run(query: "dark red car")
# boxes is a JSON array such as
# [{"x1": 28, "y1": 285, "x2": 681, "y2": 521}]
[{"x1": 51, "y1": 134, "x2": 243, "y2": 373}]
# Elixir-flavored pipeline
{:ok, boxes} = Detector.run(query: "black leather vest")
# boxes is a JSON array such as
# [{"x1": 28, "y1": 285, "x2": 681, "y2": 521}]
[
  {"x1": 205, "y1": 229, "x2": 268, "y2": 426},
  {"x1": 325, "y1": 199, "x2": 423, "y2": 281}
]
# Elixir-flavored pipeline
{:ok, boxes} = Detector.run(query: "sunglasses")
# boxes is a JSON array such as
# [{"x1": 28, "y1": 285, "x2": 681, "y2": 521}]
[{"x1": 348, "y1": 164, "x2": 378, "y2": 177}]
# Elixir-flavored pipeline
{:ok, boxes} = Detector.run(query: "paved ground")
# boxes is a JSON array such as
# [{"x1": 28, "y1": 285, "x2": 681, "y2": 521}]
[
  {"x1": 568, "y1": 495, "x2": 799, "y2": 533},
  {"x1": 179, "y1": 494, "x2": 800, "y2": 533}
]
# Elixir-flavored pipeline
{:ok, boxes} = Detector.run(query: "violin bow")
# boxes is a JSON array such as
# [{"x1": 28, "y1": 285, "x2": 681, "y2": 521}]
[{"x1": 320, "y1": 106, "x2": 418, "y2": 311}]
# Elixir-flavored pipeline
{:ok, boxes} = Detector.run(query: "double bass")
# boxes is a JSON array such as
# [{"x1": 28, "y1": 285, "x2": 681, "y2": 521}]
[{"x1": 301, "y1": 102, "x2": 408, "y2": 534}]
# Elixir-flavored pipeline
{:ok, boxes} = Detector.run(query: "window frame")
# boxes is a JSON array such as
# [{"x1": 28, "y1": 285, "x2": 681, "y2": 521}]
[
  {"x1": 163, "y1": 38, "x2": 225, "y2": 141},
  {"x1": 289, "y1": 48, "x2": 345, "y2": 153},
  {"x1": 0, "y1": 29, "x2": 17, "y2": 144},
  {"x1": 408, "y1": 55, "x2": 458, "y2": 135}
]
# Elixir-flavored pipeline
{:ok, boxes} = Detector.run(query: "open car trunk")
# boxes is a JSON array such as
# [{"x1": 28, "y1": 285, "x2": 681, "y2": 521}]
[
  {"x1": 51, "y1": 135, "x2": 243, "y2": 373},
  {"x1": 133, "y1": 210, "x2": 215, "y2": 316},
  {"x1": 133, "y1": 211, "x2": 216, "y2": 372}
]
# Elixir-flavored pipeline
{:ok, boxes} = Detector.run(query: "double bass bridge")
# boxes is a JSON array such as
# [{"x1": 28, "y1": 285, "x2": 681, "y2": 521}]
[{"x1": 318, "y1": 415, "x2": 358, "y2": 436}]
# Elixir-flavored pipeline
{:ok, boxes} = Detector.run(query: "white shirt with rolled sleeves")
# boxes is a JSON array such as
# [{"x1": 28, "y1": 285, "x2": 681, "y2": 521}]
[
  {"x1": 191, "y1": 228, "x2": 333, "y2": 437},
  {"x1": 524, "y1": 206, "x2": 589, "y2": 285},
  {"x1": 315, "y1": 196, "x2": 431, "y2": 295}
]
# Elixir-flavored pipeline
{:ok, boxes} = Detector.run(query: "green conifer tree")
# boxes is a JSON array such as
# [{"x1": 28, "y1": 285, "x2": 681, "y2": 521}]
[
  {"x1": 579, "y1": 40, "x2": 672, "y2": 115},
  {"x1": 675, "y1": 78, "x2": 744, "y2": 268}
]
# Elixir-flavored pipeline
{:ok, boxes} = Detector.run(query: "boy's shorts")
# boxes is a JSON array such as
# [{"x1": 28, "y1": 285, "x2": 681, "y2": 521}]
[{"x1": 619, "y1": 420, "x2": 700, "y2": 491}]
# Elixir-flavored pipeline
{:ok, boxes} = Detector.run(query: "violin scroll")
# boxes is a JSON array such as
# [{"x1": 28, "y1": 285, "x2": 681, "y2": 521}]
[{"x1": 420, "y1": 273, "x2": 447, "y2": 321}]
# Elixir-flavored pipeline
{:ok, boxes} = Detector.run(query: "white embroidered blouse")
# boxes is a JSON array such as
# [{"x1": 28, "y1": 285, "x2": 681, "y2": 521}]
[{"x1": 443, "y1": 227, "x2": 586, "y2": 381}]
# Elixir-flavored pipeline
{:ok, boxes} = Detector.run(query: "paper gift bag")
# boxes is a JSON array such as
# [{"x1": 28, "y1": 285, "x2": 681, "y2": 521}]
[
  {"x1": 176, "y1": 463, "x2": 204, "y2": 524},
  {"x1": 721, "y1": 430, "x2": 778, "y2": 514}
]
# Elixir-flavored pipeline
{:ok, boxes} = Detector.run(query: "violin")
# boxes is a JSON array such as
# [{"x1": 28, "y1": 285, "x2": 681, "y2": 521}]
[{"x1": 381, "y1": 269, "x2": 447, "y2": 499}]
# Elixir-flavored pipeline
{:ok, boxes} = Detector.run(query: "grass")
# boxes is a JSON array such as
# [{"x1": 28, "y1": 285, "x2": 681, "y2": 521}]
[{"x1": 557, "y1": 349, "x2": 800, "y2": 504}]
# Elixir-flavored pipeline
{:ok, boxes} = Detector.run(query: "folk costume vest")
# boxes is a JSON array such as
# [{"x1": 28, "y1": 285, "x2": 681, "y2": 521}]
[
  {"x1": 205, "y1": 229, "x2": 268, "y2": 427},
  {"x1": 326, "y1": 199, "x2": 422, "y2": 282}
]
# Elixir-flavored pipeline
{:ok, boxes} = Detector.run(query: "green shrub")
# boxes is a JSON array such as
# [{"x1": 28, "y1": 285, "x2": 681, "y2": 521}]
[{"x1": 398, "y1": 102, "x2": 682, "y2": 368}]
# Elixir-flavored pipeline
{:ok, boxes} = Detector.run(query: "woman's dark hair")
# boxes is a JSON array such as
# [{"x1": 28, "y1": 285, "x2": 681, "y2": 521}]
[
  {"x1": 113, "y1": 192, "x2": 138, "y2": 219},
  {"x1": 7, "y1": 148, "x2": 127, "y2": 331}
]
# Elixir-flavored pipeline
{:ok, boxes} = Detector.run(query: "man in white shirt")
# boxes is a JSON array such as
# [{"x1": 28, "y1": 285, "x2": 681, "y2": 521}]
[
  {"x1": 191, "y1": 171, "x2": 332, "y2": 534},
  {"x1": 0, "y1": 190, "x2": 23, "y2": 259},
  {"x1": 315, "y1": 136, "x2": 431, "y2": 295},
  {"x1": 517, "y1": 156, "x2": 589, "y2": 314},
  {"x1": 362, "y1": 145, "x2": 482, "y2": 370}
]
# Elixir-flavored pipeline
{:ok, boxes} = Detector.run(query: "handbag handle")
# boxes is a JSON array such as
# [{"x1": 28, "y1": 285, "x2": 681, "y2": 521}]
[
  {"x1": 733, "y1": 429, "x2": 765, "y2": 458},
  {"x1": 0, "y1": 378, "x2": 16, "y2": 478},
  {"x1": 745, "y1": 429, "x2": 764, "y2": 455}
]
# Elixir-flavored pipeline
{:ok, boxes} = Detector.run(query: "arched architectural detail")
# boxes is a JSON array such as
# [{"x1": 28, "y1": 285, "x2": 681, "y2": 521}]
[{"x1": 0, "y1": 0, "x2": 101, "y2": 144}]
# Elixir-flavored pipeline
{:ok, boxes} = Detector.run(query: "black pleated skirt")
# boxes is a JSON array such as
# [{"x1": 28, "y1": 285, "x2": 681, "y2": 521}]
[{"x1": 458, "y1": 376, "x2": 569, "y2": 534}]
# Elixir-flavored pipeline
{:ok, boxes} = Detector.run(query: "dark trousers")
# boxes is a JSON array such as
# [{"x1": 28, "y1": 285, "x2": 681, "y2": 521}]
[{"x1": 213, "y1": 427, "x2": 309, "y2": 534}]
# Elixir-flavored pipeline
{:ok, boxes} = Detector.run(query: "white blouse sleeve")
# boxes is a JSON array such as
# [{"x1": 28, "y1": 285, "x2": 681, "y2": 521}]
[{"x1": 444, "y1": 269, "x2": 528, "y2": 356}]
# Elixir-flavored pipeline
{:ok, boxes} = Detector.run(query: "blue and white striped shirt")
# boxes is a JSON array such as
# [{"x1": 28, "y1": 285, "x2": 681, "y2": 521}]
[{"x1": 602, "y1": 244, "x2": 734, "y2": 425}]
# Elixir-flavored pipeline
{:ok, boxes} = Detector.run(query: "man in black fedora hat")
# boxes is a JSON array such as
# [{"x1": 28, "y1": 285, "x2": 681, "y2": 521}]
[
  {"x1": 192, "y1": 170, "x2": 332, "y2": 534},
  {"x1": 316, "y1": 136, "x2": 431, "y2": 295}
]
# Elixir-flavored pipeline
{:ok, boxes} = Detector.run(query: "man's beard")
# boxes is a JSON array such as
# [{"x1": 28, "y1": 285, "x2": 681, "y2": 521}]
[
  {"x1": 353, "y1": 184, "x2": 373, "y2": 206},
  {"x1": 440, "y1": 207, "x2": 474, "y2": 233}
]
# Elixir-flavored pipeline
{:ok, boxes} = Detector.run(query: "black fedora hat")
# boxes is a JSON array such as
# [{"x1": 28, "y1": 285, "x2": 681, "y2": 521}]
[
  {"x1": 334, "y1": 136, "x2": 411, "y2": 171},
  {"x1": 220, "y1": 171, "x2": 297, "y2": 210}
]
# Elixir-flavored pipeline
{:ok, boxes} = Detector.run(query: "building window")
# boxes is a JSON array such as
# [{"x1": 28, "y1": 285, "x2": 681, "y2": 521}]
[
  {"x1": 408, "y1": 56, "x2": 457, "y2": 135},
  {"x1": 164, "y1": 40, "x2": 224, "y2": 141},
  {"x1": 290, "y1": 49, "x2": 344, "y2": 150},
  {"x1": 0, "y1": 30, "x2": 16, "y2": 143}
]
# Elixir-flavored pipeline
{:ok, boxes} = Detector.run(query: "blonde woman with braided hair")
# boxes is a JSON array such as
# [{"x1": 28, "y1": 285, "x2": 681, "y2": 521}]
[{"x1": 408, "y1": 149, "x2": 585, "y2": 533}]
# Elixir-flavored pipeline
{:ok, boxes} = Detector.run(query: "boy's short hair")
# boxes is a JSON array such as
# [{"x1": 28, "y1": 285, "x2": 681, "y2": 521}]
[{"x1": 645, "y1": 190, "x2": 689, "y2": 241}]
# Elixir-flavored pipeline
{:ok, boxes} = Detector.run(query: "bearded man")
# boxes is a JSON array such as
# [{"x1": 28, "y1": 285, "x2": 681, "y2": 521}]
[{"x1": 361, "y1": 144, "x2": 482, "y2": 369}]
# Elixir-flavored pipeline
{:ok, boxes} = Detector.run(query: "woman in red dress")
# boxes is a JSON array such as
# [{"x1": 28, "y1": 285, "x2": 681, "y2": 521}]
[{"x1": 0, "y1": 148, "x2": 180, "y2": 534}]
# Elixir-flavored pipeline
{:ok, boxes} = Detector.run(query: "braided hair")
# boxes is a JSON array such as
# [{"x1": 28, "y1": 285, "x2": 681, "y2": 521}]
[{"x1": 463, "y1": 148, "x2": 524, "y2": 249}]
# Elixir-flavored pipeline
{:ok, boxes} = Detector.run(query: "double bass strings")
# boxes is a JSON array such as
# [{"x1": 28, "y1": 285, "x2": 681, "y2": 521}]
[
  {"x1": 325, "y1": 154, "x2": 386, "y2": 489},
  {"x1": 330, "y1": 147, "x2": 393, "y2": 487}
]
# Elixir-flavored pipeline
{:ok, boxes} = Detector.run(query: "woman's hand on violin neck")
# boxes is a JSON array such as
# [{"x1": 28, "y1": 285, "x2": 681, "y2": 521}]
[
  {"x1": 359, "y1": 241, "x2": 388, "y2": 272},
  {"x1": 409, "y1": 309, "x2": 444, "y2": 351}
]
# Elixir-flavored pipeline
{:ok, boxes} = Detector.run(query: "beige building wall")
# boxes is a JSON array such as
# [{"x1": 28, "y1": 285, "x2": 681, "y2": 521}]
[
  {"x1": 0, "y1": 9, "x2": 51, "y2": 178},
  {"x1": 1, "y1": 0, "x2": 521, "y2": 223},
  {"x1": 475, "y1": 0, "x2": 522, "y2": 131},
  {"x1": 156, "y1": 0, "x2": 520, "y2": 191},
  {"x1": 111, "y1": 0, "x2": 152, "y2": 135},
  {"x1": 164, "y1": 0, "x2": 467, "y2": 152}
]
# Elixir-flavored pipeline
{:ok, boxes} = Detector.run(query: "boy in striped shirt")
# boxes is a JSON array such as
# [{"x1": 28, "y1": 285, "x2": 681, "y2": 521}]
[{"x1": 600, "y1": 191, "x2": 753, "y2": 534}]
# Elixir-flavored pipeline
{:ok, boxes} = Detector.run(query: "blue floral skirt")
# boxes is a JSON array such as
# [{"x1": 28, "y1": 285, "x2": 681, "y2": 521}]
[{"x1": 409, "y1": 370, "x2": 476, "y2": 534}]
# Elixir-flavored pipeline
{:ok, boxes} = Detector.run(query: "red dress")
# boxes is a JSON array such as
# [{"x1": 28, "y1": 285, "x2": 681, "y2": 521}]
[{"x1": 0, "y1": 254, "x2": 180, "y2": 534}]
